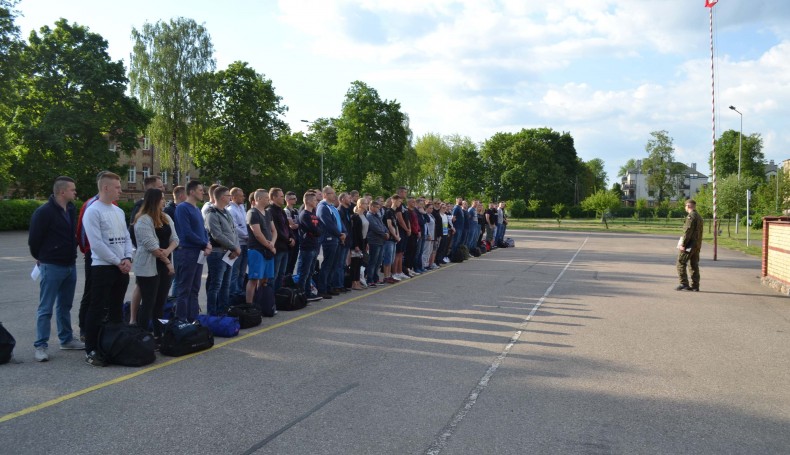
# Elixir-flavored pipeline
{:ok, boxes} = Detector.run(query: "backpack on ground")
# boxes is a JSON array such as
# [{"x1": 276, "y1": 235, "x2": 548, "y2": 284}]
[
  {"x1": 159, "y1": 319, "x2": 214, "y2": 357},
  {"x1": 470, "y1": 247, "x2": 481, "y2": 257},
  {"x1": 0, "y1": 322, "x2": 16, "y2": 365},
  {"x1": 505, "y1": 237, "x2": 515, "y2": 248},
  {"x1": 229, "y1": 303, "x2": 265, "y2": 328},
  {"x1": 459, "y1": 244, "x2": 470, "y2": 260},
  {"x1": 252, "y1": 285, "x2": 276, "y2": 318},
  {"x1": 450, "y1": 248, "x2": 465, "y2": 263},
  {"x1": 275, "y1": 287, "x2": 308, "y2": 311},
  {"x1": 97, "y1": 323, "x2": 156, "y2": 367},
  {"x1": 196, "y1": 314, "x2": 240, "y2": 338}
]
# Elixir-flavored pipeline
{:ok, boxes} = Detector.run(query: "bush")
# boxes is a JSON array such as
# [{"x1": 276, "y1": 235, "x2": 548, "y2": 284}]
[
  {"x1": 0, "y1": 198, "x2": 134, "y2": 231},
  {"x1": 509, "y1": 199, "x2": 528, "y2": 218},
  {"x1": 0, "y1": 199, "x2": 44, "y2": 230}
]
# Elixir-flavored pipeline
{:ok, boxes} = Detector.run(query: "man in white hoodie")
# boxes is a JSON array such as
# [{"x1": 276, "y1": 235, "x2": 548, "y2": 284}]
[{"x1": 82, "y1": 172, "x2": 132, "y2": 366}]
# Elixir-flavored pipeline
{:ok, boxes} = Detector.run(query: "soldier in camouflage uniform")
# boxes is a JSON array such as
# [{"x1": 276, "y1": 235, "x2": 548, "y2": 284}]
[{"x1": 676, "y1": 199, "x2": 704, "y2": 291}]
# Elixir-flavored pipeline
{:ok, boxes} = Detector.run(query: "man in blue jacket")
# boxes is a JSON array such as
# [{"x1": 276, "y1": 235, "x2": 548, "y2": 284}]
[
  {"x1": 316, "y1": 186, "x2": 345, "y2": 299},
  {"x1": 174, "y1": 180, "x2": 212, "y2": 321},
  {"x1": 28, "y1": 176, "x2": 84, "y2": 361}
]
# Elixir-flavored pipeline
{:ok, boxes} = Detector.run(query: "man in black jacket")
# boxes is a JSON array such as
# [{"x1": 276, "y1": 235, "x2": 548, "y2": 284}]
[{"x1": 28, "y1": 176, "x2": 84, "y2": 361}]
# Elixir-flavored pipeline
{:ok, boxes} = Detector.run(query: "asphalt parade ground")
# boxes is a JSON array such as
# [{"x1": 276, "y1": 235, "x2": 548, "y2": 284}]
[{"x1": 1, "y1": 229, "x2": 788, "y2": 454}]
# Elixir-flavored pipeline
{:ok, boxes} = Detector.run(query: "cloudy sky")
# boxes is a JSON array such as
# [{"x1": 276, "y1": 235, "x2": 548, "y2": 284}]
[{"x1": 14, "y1": 0, "x2": 790, "y2": 186}]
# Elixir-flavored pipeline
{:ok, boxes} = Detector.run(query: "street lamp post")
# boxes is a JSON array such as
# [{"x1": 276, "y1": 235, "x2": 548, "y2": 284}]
[
  {"x1": 301, "y1": 119, "x2": 322, "y2": 189},
  {"x1": 729, "y1": 105, "x2": 743, "y2": 233}
]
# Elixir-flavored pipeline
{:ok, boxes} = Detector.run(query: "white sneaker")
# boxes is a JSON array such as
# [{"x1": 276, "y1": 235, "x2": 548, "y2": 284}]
[
  {"x1": 396, "y1": 273, "x2": 409, "y2": 280},
  {"x1": 443, "y1": 257, "x2": 450, "y2": 263},
  {"x1": 391, "y1": 274, "x2": 402, "y2": 281},
  {"x1": 35, "y1": 346, "x2": 49, "y2": 362}
]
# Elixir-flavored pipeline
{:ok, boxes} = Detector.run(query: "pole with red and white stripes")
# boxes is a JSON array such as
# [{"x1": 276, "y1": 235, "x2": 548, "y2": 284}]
[{"x1": 708, "y1": 0, "x2": 718, "y2": 260}]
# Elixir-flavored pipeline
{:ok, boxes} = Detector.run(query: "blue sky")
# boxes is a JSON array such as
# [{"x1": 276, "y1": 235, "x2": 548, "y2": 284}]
[{"x1": 14, "y1": 0, "x2": 790, "y2": 187}]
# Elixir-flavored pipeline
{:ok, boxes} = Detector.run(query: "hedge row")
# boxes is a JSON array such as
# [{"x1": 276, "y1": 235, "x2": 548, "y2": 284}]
[{"x1": 0, "y1": 199, "x2": 136, "y2": 231}]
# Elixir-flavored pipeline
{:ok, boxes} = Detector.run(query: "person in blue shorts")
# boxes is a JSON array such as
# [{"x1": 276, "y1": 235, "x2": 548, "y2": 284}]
[{"x1": 245, "y1": 189, "x2": 277, "y2": 304}]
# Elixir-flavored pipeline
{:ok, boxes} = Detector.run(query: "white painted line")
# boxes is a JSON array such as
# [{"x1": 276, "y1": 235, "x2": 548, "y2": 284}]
[{"x1": 424, "y1": 237, "x2": 589, "y2": 455}]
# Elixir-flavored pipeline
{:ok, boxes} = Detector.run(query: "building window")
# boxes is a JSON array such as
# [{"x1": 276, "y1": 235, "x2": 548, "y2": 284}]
[
  {"x1": 108, "y1": 141, "x2": 117, "y2": 152},
  {"x1": 143, "y1": 136, "x2": 151, "y2": 150},
  {"x1": 161, "y1": 171, "x2": 168, "y2": 186},
  {"x1": 185, "y1": 174, "x2": 191, "y2": 183},
  {"x1": 128, "y1": 166, "x2": 137, "y2": 184},
  {"x1": 142, "y1": 166, "x2": 150, "y2": 180}
]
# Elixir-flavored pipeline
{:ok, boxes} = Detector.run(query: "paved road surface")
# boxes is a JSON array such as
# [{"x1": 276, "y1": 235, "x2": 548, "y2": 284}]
[{"x1": 0, "y1": 230, "x2": 788, "y2": 454}]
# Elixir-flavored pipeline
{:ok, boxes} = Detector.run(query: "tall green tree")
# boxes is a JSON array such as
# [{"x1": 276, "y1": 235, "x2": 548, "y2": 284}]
[
  {"x1": 716, "y1": 173, "x2": 759, "y2": 235},
  {"x1": 709, "y1": 129, "x2": 765, "y2": 182},
  {"x1": 333, "y1": 81, "x2": 408, "y2": 191},
  {"x1": 413, "y1": 132, "x2": 451, "y2": 198},
  {"x1": 618, "y1": 158, "x2": 637, "y2": 178},
  {"x1": 9, "y1": 19, "x2": 150, "y2": 198},
  {"x1": 129, "y1": 17, "x2": 215, "y2": 182},
  {"x1": 193, "y1": 61, "x2": 289, "y2": 190},
  {"x1": 279, "y1": 132, "x2": 321, "y2": 192},
  {"x1": 479, "y1": 132, "x2": 512, "y2": 202},
  {"x1": 642, "y1": 130, "x2": 684, "y2": 202},
  {"x1": 0, "y1": 0, "x2": 22, "y2": 192},
  {"x1": 442, "y1": 135, "x2": 482, "y2": 198}
]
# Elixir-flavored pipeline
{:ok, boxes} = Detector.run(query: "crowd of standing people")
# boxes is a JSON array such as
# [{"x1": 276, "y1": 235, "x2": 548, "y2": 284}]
[{"x1": 27, "y1": 172, "x2": 509, "y2": 366}]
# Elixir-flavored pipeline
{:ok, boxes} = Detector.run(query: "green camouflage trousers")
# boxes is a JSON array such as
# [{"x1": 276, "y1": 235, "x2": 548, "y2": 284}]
[{"x1": 677, "y1": 249, "x2": 700, "y2": 287}]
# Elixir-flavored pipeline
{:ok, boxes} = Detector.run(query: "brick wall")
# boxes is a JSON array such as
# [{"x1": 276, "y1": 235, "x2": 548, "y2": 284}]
[{"x1": 761, "y1": 217, "x2": 790, "y2": 295}]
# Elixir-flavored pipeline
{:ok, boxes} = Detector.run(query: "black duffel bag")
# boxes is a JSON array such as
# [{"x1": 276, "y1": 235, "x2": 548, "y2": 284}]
[
  {"x1": 98, "y1": 323, "x2": 156, "y2": 367},
  {"x1": 159, "y1": 319, "x2": 214, "y2": 357},
  {"x1": 0, "y1": 322, "x2": 16, "y2": 365},
  {"x1": 275, "y1": 287, "x2": 307, "y2": 311},
  {"x1": 228, "y1": 303, "x2": 264, "y2": 328}
]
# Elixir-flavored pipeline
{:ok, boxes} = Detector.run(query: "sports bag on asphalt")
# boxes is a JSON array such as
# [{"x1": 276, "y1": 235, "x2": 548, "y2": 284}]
[
  {"x1": 275, "y1": 287, "x2": 308, "y2": 311},
  {"x1": 196, "y1": 314, "x2": 240, "y2": 338},
  {"x1": 252, "y1": 285, "x2": 277, "y2": 318},
  {"x1": 0, "y1": 322, "x2": 16, "y2": 365},
  {"x1": 97, "y1": 323, "x2": 156, "y2": 367},
  {"x1": 159, "y1": 319, "x2": 214, "y2": 357},
  {"x1": 228, "y1": 302, "x2": 265, "y2": 327}
]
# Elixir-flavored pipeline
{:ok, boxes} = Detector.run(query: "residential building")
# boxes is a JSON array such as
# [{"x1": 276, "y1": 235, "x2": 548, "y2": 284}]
[
  {"x1": 109, "y1": 136, "x2": 199, "y2": 202},
  {"x1": 621, "y1": 160, "x2": 708, "y2": 206}
]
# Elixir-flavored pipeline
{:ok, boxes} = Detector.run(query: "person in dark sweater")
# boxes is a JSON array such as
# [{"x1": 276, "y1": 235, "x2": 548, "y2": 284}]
[
  {"x1": 28, "y1": 176, "x2": 84, "y2": 361},
  {"x1": 296, "y1": 191, "x2": 323, "y2": 300}
]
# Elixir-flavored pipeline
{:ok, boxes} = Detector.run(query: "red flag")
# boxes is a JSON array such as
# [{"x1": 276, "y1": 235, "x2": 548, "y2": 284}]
[{"x1": 705, "y1": 0, "x2": 718, "y2": 7}]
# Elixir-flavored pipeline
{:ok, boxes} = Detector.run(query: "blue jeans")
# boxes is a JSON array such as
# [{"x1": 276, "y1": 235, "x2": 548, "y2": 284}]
[
  {"x1": 334, "y1": 245, "x2": 349, "y2": 289},
  {"x1": 366, "y1": 243, "x2": 384, "y2": 284},
  {"x1": 317, "y1": 241, "x2": 339, "y2": 293},
  {"x1": 296, "y1": 248, "x2": 319, "y2": 296},
  {"x1": 451, "y1": 227, "x2": 465, "y2": 253},
  {"x1": 206, "y1": 250, "x2": 232, "y2": 315},
  {"x1": 175, "y1": 248, "x2": 203, "y2": 321},
  {"x1": 496, "y1": 223, "x2": 506, "y2": 244},
  {"x1": 382, "y1": 241, "x2": 396, "y2": 266},
  {"x1": 273, "y1": 250, "x2": 289, "y2": 291},
  {"x1": 35, "y1": 263, "x2": 77, "y2": 348},
  {"x1": 415, "y1": 236, "x2": 426, "y2": 271},
  {"x1": 230, "y1": 245, "x2": 247, "y2": 297}
]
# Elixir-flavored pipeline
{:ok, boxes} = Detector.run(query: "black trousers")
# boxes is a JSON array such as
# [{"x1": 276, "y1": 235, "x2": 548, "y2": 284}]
[
  {"x1": 78, "y1": 250, "x2": 92, "y2": 333},
  {"x1": 137, "y1": 261, "x2": 173, "y2": 338},
  {"x1": 84, "y1": 265, "x2": 129, "y2": 353}
]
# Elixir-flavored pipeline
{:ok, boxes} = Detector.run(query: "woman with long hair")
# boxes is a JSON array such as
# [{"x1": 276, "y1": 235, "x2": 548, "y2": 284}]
[
  {"x1": 133, "y1": 188, "x2": 179, "y2": 344},
  {"x1": 349, "y1": 199, "x2": 369, "y2": 290}
]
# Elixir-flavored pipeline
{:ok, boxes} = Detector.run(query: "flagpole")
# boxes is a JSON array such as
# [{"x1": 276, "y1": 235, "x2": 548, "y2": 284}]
[{"x1": 708, "y1": 0, "x2": 718, "y2": 260}]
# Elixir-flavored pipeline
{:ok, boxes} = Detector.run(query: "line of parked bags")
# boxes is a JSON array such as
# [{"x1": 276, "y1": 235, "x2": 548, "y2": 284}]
[{"x1": 0, "y1": 281, "x2": 310, "y2": 368}]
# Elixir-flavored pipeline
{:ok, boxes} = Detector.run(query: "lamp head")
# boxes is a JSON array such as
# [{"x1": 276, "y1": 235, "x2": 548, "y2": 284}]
[{"x1": 729, "y1": 105, "x2": 736, "y2": 110}]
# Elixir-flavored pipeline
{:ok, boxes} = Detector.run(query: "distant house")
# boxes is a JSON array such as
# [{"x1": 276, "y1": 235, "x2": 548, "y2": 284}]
[
  {"x1": 108, "y1": 136, "x2": 200, "y2": 202},
  {"x1": 621, "y1": 160, "x2": 708, "y2": 207}
]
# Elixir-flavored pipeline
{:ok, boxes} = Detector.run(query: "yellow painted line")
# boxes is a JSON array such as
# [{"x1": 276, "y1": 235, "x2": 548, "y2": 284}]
[{"x1": 0, "y1": 264, "x2": 455, "y2": 424}]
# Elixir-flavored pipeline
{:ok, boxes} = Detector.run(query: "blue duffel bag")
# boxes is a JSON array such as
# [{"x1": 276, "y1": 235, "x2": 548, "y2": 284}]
[{"x1": 196, "y1": 314, "x2": 240, "y2": 338}]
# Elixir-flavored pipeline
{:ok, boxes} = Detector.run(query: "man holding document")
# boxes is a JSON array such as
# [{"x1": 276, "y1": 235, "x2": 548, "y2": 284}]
[{"x1": 204, "y1": 185, "x2": 240, "y2": 316}]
